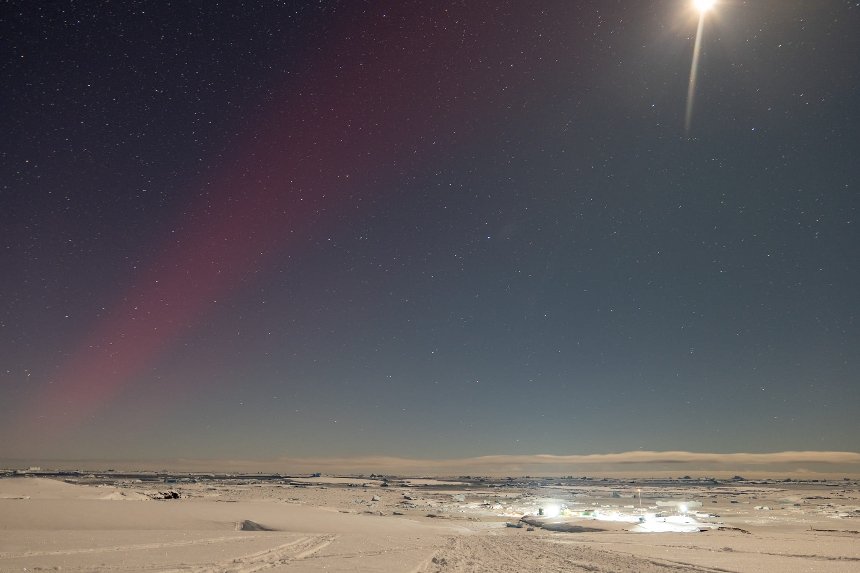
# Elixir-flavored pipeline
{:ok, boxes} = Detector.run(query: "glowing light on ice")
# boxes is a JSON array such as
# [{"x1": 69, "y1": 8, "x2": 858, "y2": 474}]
[{"x1": 542, "y1": 504, "x2": 561, "y2": 518}]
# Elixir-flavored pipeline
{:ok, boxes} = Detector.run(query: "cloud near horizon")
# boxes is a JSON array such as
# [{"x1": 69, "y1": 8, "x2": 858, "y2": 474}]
[
  {"x1": 262, "y1": 451, "x2": 860, "y2": 475},
  {"x1": 20, "y1": 450, "x2": 856, "y2": 477},
  {"x1": 7, "y1": 451, "x2": 860, "y2": 478}
]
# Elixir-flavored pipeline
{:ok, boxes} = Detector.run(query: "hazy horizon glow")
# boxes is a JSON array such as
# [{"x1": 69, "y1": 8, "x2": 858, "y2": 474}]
[{"x1": 4, "y1": 450, "x2": 860, "y2": 479}]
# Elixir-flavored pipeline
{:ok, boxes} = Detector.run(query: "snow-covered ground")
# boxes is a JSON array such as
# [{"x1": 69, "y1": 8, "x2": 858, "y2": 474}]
[{"x1": 1, "y1": 475, "x2": 858, "y2": 571}]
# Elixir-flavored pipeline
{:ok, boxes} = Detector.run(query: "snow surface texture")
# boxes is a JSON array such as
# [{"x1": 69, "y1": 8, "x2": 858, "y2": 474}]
[{"x1": 1, "y1": 475, "x2": 859, "y2": 571}]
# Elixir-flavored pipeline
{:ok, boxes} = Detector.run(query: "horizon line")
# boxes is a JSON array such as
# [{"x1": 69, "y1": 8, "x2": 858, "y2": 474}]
[{"x1": 4, "y1": 450, "x2": 860, "y2": 478}]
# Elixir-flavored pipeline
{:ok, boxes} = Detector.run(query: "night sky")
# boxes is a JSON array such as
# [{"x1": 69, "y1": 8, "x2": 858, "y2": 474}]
[{"x1": 1, "y1": 0, "x2": 858, "y2": 468}]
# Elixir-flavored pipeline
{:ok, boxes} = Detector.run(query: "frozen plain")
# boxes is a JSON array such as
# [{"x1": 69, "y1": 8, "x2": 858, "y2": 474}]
[{"x1": 1, "y1": 472, "x2": 858, "y2": 572}]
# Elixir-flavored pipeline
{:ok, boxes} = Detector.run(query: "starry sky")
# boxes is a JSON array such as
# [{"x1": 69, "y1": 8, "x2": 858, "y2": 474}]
[{"x1": 1, "y1": 0, "x2": 858, "y2": 468}]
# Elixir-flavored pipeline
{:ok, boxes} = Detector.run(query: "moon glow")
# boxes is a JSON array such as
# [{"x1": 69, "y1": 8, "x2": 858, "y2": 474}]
[
  {"x1": 694, "y1": 0, "x2": 716, "y2": 12},
  {"x1": 685, "y1": 1, "x2": 714, "y2": 135}
]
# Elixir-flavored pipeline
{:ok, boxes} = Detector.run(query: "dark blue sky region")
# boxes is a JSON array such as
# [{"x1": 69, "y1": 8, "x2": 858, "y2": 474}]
[{"x1": 1, "y1": 1, "x2": 857, "y2": 465}]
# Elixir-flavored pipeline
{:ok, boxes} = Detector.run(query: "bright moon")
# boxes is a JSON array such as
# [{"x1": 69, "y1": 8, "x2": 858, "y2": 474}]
[{"x1": 694, "y1": 0, "x2": 716, "y2": 12}]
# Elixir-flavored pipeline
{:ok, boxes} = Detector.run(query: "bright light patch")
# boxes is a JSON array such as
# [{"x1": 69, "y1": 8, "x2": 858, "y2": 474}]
[
  {"x1": 685, "y1": 0, "x2": 715, "y2": 135},
  {"x1": 542, "y1": 504, "x2": 561, "y2": 518}
]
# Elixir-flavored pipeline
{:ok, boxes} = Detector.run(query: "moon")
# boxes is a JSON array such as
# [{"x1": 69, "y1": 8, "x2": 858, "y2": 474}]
[{"x1": 694, "y1": 0, "x2": 716, "y2": 12}]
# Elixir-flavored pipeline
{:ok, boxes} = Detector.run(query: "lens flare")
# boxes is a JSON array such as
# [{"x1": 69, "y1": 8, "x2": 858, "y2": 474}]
[{"x1": 685, "y1": 0, "x2": 716, "y2": 135}]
